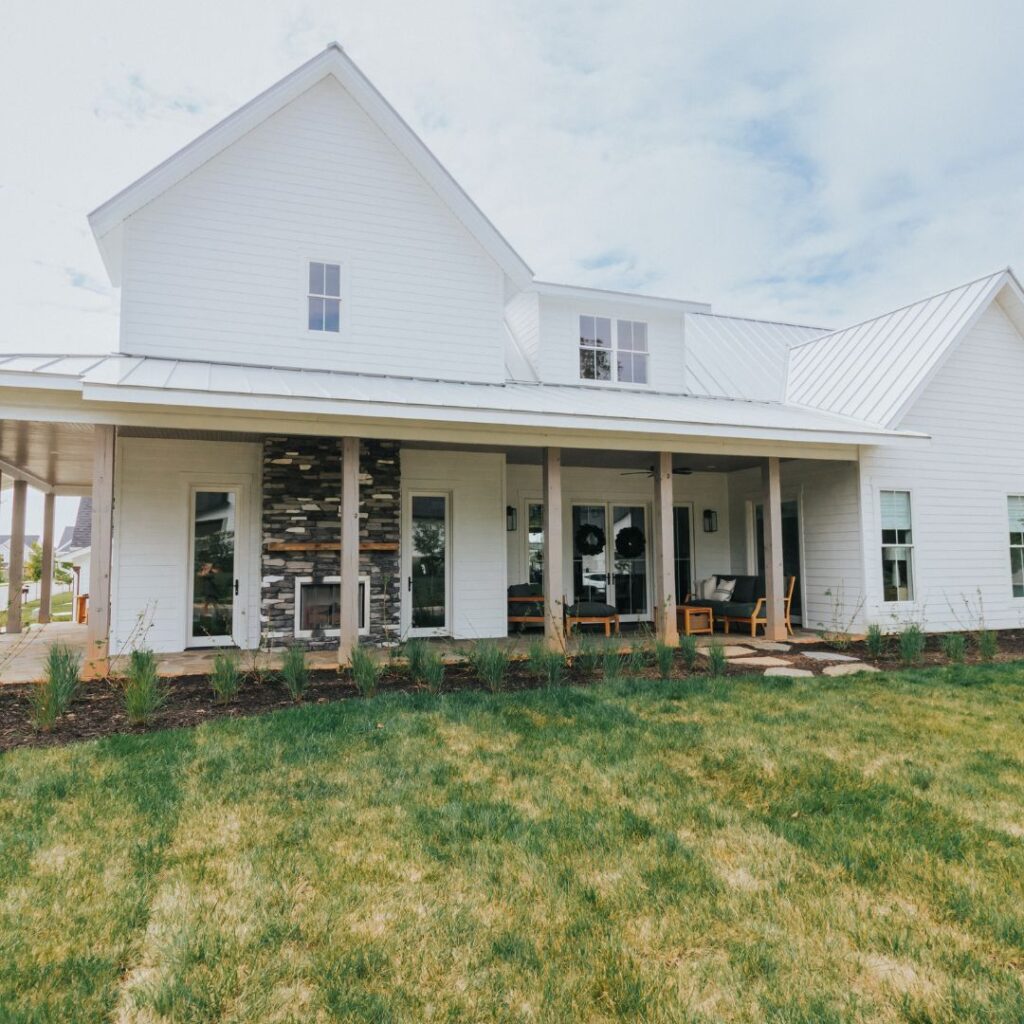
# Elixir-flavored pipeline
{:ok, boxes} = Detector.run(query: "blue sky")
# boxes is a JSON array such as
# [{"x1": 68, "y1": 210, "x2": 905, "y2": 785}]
[{"x1": 1, "y1": 0, "x2": 1024, "y2": 533}]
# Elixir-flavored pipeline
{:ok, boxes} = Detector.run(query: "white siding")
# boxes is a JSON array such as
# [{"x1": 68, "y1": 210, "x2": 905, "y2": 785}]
[
  {"x1": 858, "y1": 299, "x2": 1024, "y2": 632},
  {"x1": 111, "y1": 438, "x2": 261, "y2": 653},
  {"x1": 535, "y1": 295, "x2": 686, "y2": 389},
  {"x1": 119, "y1": 77, "x2": 506, "y2": 382},
  {"x1": 504, "y1": 291, "x2": 540, "y2": 368},
  {"x1": 728, "y1": 462, "x2": 865, "y2": 632},
  {"x1": 401, "y1": 449, "x2": 507, "y2": 639},
  {"x1": 505, "y1": 464, "x2": 732, "y2": 604}
]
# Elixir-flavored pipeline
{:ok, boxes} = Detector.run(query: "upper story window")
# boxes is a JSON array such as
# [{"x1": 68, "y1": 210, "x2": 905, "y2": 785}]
[
  {"x1": 880, "y1": 489, "x2": 914, "y2": 602},
  {"x1": 308, "y1": 261, "x2": 341, "y2": 332},
  {"x1": 578, "y1": 316, "x2": 648, "y2": 384}
]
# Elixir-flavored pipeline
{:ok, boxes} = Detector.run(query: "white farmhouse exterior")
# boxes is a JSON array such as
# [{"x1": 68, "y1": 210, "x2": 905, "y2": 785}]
[{"x1": 2, "y1": 44, "x2": 1023, "y2": 674}]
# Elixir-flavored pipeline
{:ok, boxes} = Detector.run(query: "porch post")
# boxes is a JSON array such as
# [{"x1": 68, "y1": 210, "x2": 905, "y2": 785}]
[
  {"x1": 38, "y1": 492, "x2": 55, "y2": 625},
  {"x1": 542, "y1": 447, "x2": 565, "y2": 651},
  {"x1": 6, "y1": 480, "x2": 27, "y2": 634},
  {"x1": 653, "y1": 451, "x2": 679, "y2": 646},
  {"x1": 761, "y1": 456, "x2": 786, "y2": 641},
  {"x1": 338, "y1": 436, "x2": 361, "y2": 667},
  {"x1": 85, "y1": 425, "x2": 115, "y2": 679}
]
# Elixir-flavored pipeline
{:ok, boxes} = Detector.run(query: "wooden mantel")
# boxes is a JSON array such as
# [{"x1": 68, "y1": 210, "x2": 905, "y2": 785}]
[{"x1": 265, "y1": 540, "x2": 398, "y2": 553}]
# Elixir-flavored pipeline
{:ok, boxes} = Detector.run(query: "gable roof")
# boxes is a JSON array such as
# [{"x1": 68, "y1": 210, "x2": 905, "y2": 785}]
[
  {"x1": 685, "y1": 312, "x2": 829, "y2": 403},
  {"x1": 786, "y1": 269, "x2": 1024, "y2": 427},
  {"x1": 88, "y1": 44, "x2": 533, "y2": 289}
]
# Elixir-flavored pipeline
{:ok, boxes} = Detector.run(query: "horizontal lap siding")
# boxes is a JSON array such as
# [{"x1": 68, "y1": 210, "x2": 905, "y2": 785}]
[
  {"x1": 120, "y1": 77, "x2": 505, "y2": 382},
  {"x1": 860, "y1": 300, "x2": 1024, "y2": 631},
  {"x1": 112, "y1": 438, "x2": 261, "y2": 653}
]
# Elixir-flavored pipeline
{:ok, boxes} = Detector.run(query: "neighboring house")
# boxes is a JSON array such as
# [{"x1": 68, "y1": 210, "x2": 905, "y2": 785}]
[
  {"x1": 0, "y1": 44, "x2": 1022, "y2": 673},
  {"x1": 57, "y1": 497, "x2": 92, "y2": 601},
  {"x1": 0, "y1": 534, "x2": 39, "y2": 572}
]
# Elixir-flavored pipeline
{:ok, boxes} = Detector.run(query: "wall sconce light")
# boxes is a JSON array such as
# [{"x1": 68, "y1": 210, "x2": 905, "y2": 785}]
[
  {"x1": 506, "y1": 505, "x2": 518, "y2": 532},
  {"x1": 702, "y1": 509, "x2": 718, "y2": 533}
]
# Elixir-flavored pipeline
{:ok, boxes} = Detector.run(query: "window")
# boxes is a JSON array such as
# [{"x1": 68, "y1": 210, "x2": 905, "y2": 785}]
[
  {"x1": 308, "y1": 261, "x2": 341, "y2": 332},
  {"x1": 880, "y1": 490, "x2": 914, "y2": 602},
  {"x1": 578, "y1": 316, "x2": 648, "y2": 383},
  {"x1": 672, "y1": 506, "x2": 692, "y2": 601},
  {"x1": 1009, "y1": 497, "x2": 1024, "y2": 597},
  {"x1": 294, "y1": 575, "x2": 369, "y2": 637},
  {"x1": 527, "y1": 502, "x2": 544, "y2": 585}
]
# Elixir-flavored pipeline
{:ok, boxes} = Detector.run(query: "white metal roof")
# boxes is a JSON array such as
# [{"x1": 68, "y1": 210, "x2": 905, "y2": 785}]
[
  {"x1": 87, "y1": 45, "x2": 533, "y2": 289},
  {"x1": 786, "y1": 270, "x2": 1022, "y2": 426},
  {"x1": 0, "y1": 353, "x2": 918, "y2": 447},
  {"x1": 684, "y1": 313, "x2": 828, "y2": 402}
]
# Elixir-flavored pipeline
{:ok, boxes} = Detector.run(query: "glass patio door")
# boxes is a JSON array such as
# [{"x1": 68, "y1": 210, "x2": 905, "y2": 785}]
[
  {"x1": 189, "y1": 489, "x2": 239, "y2": 647},
  {"x1": 571, "y1": 503, "x2": 650, "y2": 620},
  {"x1": 406, "y1": 493, "x2": 450, "y2": 636}
]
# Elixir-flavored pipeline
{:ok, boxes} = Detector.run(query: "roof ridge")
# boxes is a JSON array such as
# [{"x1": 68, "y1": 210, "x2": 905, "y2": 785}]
[
  {"x1": 788, "y1": 268, "x2": 1009, "y2": 352},
  {"x1": 688, "y1": 310, "x2": 830, "y2": 332}
]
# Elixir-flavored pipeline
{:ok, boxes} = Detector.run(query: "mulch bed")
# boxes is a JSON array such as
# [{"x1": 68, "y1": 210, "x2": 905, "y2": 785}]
[{"x1": 4, "y1": 632, "x2": 1024, "y2": 752}]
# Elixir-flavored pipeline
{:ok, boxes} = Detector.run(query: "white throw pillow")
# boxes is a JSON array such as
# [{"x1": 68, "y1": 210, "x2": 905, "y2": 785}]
[
  {"x1": 698, "y1": 575, "x2": 718, "y2": 600},
  {"x1": 711, "y1": 577, "x2": 736, "y2": 602}
]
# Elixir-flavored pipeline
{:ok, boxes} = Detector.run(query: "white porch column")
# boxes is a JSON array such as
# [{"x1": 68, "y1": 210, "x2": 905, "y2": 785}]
[
  {"x1": 85, "y1": 425, "x2": 115, "y2": 679},
  {"x1": 6, "y1": 479, "x2": 27, "y2": 634},
  {"x1": 338, "y1": 436, "x2": 361, "y2": 667},
  {"x1": 761, "y1": 456, "x2": 787, "y2": 641},
  {"x1": 542, "y1": 447, "x2": 565, "y2": 651},
  {"x1": 653, "y1": 451, "x2": 679, "y2": 646},
  {"x1": 38, "y1": 492, "x2": 55, "y2": 625}
]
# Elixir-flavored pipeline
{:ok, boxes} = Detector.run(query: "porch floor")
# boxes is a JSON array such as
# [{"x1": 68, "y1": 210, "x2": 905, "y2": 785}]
[{"x1": 0, "y1": 622, "x2": 825, "y2": 685}]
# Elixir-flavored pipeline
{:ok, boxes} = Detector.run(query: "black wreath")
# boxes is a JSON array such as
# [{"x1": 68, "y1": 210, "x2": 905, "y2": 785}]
[
  {"x1": 615, "y1": 525, "x2": 646, "y2": 559},
  {"x1": 575, "y1": 523, "x2": 606, "y2": 555}
]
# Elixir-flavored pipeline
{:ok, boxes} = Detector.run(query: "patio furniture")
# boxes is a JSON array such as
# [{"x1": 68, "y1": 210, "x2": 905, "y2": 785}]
[
  {"x1": 722, "y1": 575, "x2": 796, "y2": 637},
  {"x1": 565, "y1": 600, "x2": 621, "y2": 637},
  {"x1": 507, "y1": 583, "x2": 544, "y2": 630},
  {"x1": 678, "y1": 604, "x2": 713, "y2": 636},
  {"x1": 682, "y1": 574, "x2": 796, "y2": 637}
]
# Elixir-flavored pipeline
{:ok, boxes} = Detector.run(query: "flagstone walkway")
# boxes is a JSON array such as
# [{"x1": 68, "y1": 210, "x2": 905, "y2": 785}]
[{"x1": 697, "y1": 638, "x2": 878, "y2": 677}]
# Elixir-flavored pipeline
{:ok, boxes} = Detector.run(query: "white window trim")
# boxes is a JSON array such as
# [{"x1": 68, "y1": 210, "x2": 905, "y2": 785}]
[
  {"x1": 1009, "y1": 494, "x2": 1024, "y2": 600},
  {"x1": 879, "y1": 488, "x2": 916, "y2": 605},
  {"x1": 293, "y1": 574, "x2": 370, "y2": 639},
  {"x1": 301, "y1": 256, "x2": 347, "y2": 336},
  {"x1": 577, "y1": 314, "x2": 650, "y2": 387}
]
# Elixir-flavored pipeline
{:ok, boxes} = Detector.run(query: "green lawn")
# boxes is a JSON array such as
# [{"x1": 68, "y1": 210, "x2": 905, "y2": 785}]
[
  {"x1": 4, "y1": 666, "x2": 1024, "y2": 1022},
  {"x1": 0, "y1": 589, "x2": 73, "y2": 628}
]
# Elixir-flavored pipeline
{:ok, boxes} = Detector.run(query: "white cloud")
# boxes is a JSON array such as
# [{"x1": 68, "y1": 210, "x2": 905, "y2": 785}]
[{"x1": 1, "y1": 0, "x2": 1023, "y2": 352}]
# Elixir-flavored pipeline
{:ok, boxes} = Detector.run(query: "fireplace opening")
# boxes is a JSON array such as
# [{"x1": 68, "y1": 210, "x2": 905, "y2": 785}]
[{"x1": 294, "y1": 575, "x2": 370, "y2": 638}]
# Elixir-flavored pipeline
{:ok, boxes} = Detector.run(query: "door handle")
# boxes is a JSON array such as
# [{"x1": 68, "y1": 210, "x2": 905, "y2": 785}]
[
  {"x1": 234, "y1": 579, "x2": 240, "y2": 596},
  {"x1": 407, "y1": 576, "x2": 412, "y2": 592}
]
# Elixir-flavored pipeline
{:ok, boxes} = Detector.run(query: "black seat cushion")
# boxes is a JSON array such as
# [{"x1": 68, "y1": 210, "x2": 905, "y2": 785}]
[
  {"x1": 508, "y1": 582, "x2": 543, "y2": 598},
  {"x1": 567, "y1": 601, "x2": 618, "y2": 617},
  {"x1": 731, "y1": 576, "x2": 759, "y2": 603}
]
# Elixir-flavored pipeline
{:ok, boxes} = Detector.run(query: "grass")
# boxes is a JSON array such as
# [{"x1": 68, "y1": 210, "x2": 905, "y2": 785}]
[
  {"x1": 0, "y1": 589, "x2": 74, "y2": 628},
  {"x1": 4, "y1": 665, "x2": 1024, "y2": 1020}
]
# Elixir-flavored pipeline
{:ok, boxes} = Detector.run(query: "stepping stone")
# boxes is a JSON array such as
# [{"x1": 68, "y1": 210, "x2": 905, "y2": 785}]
[
  {"x1": 764, "y1": 667, "x2": 814, "y2": 677},
  {"x1": 823, "y1": 662, "x2": 879, "y2": 676},
  {"x1": 803, "y1": 651, "x2": 859, "y2": 662},
  {"x1": 730, "y1": 656, "x2": 793, "y2": 668},
  {"x1": 700, "y1": 645, "x2": 755, "y2": 657},
  {"x1": 756, "y1": 642, "x2": 792, "y2": 652}
]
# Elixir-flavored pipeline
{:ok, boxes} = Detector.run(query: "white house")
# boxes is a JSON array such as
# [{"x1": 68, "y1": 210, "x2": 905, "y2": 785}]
[{"x1": 1, "y1": 44, "x2": 1022, "y2": 676}]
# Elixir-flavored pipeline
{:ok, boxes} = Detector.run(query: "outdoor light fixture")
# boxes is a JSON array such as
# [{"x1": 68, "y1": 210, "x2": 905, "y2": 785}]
[
  {"x1": 506, "y1": 505, "x2": 518, "y2": 532},
  {"x1": 702, "y1": 509, "x2": 719, "y2": 533}
]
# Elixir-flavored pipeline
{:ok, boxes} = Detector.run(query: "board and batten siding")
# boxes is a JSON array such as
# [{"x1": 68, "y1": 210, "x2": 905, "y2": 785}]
[
  {"x1": 401, "y1": 449, "x2": 507, "y2": 639},
  {"x1": 858, "y1": 298, "x2": 1024, "y2": 632},
  {"x1": 119, "y1": 77, "x2": 507, "y2": 382},
  {"x1": 111, "y1": 438, "x2": 262, "y2": 653}
]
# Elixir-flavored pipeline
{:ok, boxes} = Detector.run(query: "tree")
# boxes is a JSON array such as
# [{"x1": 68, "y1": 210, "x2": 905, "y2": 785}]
[
  {"x1": 0, "y1": 551, "x2": 6, "y2": 584},
  {"x1": 25, "y1": 542, "x2": 43, "y2": 583},
  {"x1": 54, "y1": 561, "x2": 74, "y2": 587}
]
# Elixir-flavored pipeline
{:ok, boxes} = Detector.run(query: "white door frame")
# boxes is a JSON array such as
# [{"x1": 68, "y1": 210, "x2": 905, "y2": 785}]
[
  {"x1": 402, "y1": 490, "x2": 452, "y2": 638},
  {"x1": 186, "y1": 483, "x2": 246, "y2": 648}
]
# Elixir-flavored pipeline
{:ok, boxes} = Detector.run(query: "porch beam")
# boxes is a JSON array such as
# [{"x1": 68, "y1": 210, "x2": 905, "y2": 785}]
[
  {"x1": 542, "y1": 447, "x2": 565, "y2": 651},
  {"x1": 84, "y1": 425, "x2": 115, "y2": 679},
  {"x1": 653, "y1": 451, "x2": 679, "y2": 647},
  {"x1": 38, "y1": 492, "x2": 55, "y2": 624},
  {"x1": 338, "y1": 436, "x2": 361, "y2": 667},
  {"x1": 761, "y1": 456, "x2": 787, "y2": 641},
  {"x1": 6, "y1": 479, "x2": 27, "y2": 634},
  {"x1": 0, "y1": 457, "x2": 52, "y2": 494}
]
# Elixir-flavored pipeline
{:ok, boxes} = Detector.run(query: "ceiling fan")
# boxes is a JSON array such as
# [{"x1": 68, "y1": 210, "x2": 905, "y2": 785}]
[{"x1": 619, "y1": 466, "x2": 694, "y2": 478}]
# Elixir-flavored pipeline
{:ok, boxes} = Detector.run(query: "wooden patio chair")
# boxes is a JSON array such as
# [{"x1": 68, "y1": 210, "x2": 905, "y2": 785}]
[{"x1": 722, "y1": 575, "x2": 797, "y2": 637}]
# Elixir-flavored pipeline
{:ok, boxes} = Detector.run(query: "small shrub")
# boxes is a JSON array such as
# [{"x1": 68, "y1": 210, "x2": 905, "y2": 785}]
[
  {"x1": 705, "y1": 641, "x2": 727, "y2": 677},
  {"x1": 421, "y1": 648, "x2": 445, "y2": 692},
  {"x1": 654, "y1": 641, "x2": 674, "y2": 678},
  {"x1": 280, "y1": 645, "x2": 309, "y2": 702},
  {"x1": 976, "y1": 629, "x2": 998, "y2": 663},
  {"x1": 624, "y1": 641, "x2": 648, "y2": 675},
  {"x1": 29, "y1": 642, "x2": 81, "y2": 732},
  {"x1": 942, "y1": 633, "x2": 966, "y2": 664},
  {"x1": 467, "y1": 641, "x2": 510, "y2": 692},
  {"x1": 574, "y1": 636, "x2": 601, "y2": 678},
  {"x1": 528, "y1": 641, "x2": 566, "y2": 687},
  {"x1": 350, "y1": 645, "x2": 383, "y2": 697},
  {"x1": 899, "y1": 624, "x2": 925, "y2": 666},
  {"x1": 865, "y1": 624, "x2": 886, "y2": 660},
  {"x1": 405, "y1": 639, "x2": 428, "y2": 681},
  {"x1": 122, "y1": 648, "x2": 166, "y2": 725},
  {"x1": 602, "y1": 647, "x2": 620, "y2": 679},
  {"x1": 678, "y1": 634, "x2": 698, "y2": 671},
  {"x1": 210, "y1": 651, "x2": 242, "y2": 703}
]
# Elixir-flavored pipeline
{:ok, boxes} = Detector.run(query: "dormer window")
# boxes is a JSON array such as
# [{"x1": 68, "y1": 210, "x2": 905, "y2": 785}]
[
  {"x1": 308, "y1": 261, "x2": 341, "y2": 332},
  {"x1": 578, "y1": 316, "x2": 648, "y2": 384}
]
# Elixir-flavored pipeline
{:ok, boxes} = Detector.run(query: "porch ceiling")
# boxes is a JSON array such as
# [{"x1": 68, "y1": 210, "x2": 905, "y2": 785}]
[{"x1": 0, "y1": 420, "x2": 94, "y2": 493}]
